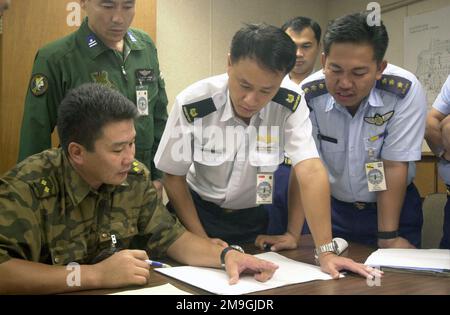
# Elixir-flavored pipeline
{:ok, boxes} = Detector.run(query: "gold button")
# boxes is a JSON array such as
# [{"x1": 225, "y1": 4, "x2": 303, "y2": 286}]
[
  {"x1": 54, "y1": 257, "x2": 60, "y2": 264},
  {"x1": 101, "y1": 233, "x2": 108, "y2": 239}
]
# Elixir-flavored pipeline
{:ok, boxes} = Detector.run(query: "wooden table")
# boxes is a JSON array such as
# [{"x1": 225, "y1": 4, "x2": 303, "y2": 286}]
[{"x1": 76, "y1": 235, "x2": 450, "y2": 295}]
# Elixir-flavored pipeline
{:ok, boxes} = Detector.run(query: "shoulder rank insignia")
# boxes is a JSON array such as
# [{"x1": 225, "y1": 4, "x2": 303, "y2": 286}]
[
  {"x1": 364, "y1": 110, "x2": 394, "y2": 126},
  {"x1": 31, "y1": 178, "x2": 55, "y2": 198},
  {"x1": 30, "y1": 74, "x2": 49, "y2": 97},
  {"x1": 376, "y1": 75, "x2": 411, "y2": 98},
  {"x1": 129, "y1": 161, "x2": 144, "y2": 175},
  {"x1": 272, "y1": 88, "x2": 301, "y2": 112},
  {"x1": 182, "y1": 98, "x2": 217, "y2": 123},
  {"x1": 302, "y1": 79, "x2": 328, "y2": 102}
]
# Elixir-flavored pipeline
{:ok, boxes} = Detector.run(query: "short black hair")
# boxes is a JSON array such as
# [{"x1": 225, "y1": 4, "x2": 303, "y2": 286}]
[
  {"x1": 57, "y1": 83, "x2": 138, "y2": 154},
  {"x1": 230, "y1": 23, "x2": 296, "y2": 74},
  {"x1": 281, "y1": 16, "x2": 322, "y2": 44},
  {"x1": 323, "y1": 11, "x2": 389, "y2": 63}
]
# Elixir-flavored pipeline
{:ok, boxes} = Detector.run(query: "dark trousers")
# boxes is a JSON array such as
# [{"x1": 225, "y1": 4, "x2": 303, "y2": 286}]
[
  {"x1": 167, "y1": 189, "x2": 268, "y2": 245},
  {"x1": 331, "y1": 183, "x2": 423, "y2": 247},
  {"x1": 265, "y1": 163, "x2": 310, "y2": 235},
  {"x1": 441, "y1": 196, "x2": 450, "y2": 249},
  {"x1": 265, "y1": 163, "x2": 422, "y2": 247}
]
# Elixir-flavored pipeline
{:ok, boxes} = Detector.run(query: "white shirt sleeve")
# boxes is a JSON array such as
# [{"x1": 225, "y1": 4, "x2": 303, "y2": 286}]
[
  {"x1": 432, "y1": 75, "x2": 450, "y2": 115},
  {"x1": 284, "y1": 94, "x2": 319, "y2": 166},
  {"x1": 154, "y1": 97, "x2": 194, "y2": 176}
]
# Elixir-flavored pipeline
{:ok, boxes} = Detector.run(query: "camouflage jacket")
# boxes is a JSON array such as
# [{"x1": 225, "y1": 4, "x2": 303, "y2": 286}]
[{"x1": 0, "y1": 148, "x2": 185, "y2": 266}]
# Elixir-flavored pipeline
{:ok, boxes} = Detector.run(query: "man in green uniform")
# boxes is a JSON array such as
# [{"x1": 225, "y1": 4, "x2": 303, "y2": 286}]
[
  {"x1": 0, "y1": 83, "x2": 278, "y2": 294},
  {"x1": 19, "y1": 0, "x2": 166, "y2": 194}
]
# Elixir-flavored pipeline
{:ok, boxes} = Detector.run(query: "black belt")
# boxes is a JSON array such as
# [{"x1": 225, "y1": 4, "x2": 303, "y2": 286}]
[{"x1": 332, "y1": 197, "x2": 377, "y2": 210}]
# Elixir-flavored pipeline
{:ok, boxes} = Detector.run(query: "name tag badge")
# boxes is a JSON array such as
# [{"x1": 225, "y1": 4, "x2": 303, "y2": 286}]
[
  {"x1": 256, "y1": 173, "x2": 273, "y2": 204},
  {"x1": 136, "y1": 86, "x2": 149, "y2": 116},
  {"x1": 365, "y1": 161, "x2": 387, "y2": 192}
]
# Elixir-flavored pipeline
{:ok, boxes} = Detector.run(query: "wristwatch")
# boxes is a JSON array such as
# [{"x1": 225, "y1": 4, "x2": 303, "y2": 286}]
[
  {"x1": 377, "y1": 230, "x2": 399, "y2": 240},
  {"x1": 220, "y1": 245, "x2": 244, "y2": 268},
  {"x1": 314, "y1": 240, "x2": 338, "y2": 257}
]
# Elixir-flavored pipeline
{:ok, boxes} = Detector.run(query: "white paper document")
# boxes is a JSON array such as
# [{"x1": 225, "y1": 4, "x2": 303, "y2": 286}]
[
  {"x1": 110, "y1": 283, "x2": 192, "y2": 295},
  {"x1": 365, "y1": 248, "x2": 450, "y2": 273},
  {"x1": 156, "y1": 252, "x2": 339, "y2": 295}
]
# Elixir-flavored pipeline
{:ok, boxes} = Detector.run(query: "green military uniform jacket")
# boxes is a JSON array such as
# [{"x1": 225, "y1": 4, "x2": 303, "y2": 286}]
[
  {"x1": 19, "y1": 18, "x2": 168, "y2": 180},
  {"x1": 0, "y1": 148, "x2": 185, "y2": 266}
]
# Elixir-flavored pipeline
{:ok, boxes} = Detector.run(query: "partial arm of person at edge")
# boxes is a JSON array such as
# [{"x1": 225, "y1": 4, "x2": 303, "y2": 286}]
[
  {"x1": 0, "y1": 230, "x2": 277, "y2": 294},
  {"x1": 376, "y1": 160, "x2": 414, "y2": 249},
  {"x1": 256, "y1": 158, "x2": 382, "y2": 279},
  {"x1": 425, "y1": 108, "x2": 446, "y2": 156},
  {"x1": 162, "y1": 173, "x2": 228, "y2": 248}
]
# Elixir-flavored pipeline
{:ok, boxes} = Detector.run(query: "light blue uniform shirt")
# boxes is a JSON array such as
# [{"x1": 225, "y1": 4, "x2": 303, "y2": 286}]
[
  {"x1": 302, "y1": 64, "x2": 427, "y2": 203},
  {"x1": 432, "y1": 75, "x2": 450, "y2": 184}
]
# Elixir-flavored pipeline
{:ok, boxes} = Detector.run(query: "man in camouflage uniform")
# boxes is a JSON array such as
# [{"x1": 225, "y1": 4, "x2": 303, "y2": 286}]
[
  {"x1": 18, "y1": 0, "x2": 166, "y2": 196},
  {"x1": 0, "y1": 84, "x2": 278, "y2": 294}
]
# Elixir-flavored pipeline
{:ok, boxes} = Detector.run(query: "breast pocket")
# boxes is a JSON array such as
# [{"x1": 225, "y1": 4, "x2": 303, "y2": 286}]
[
  {"x1": 193, "y1": 146, "x2": 235, "y2": 186},
  {"x1": 109, "y1": 208, "x2": 140, "y2": 242},
  {"x1": 50, "y1": 234, "x2": 90, "y2": 265},
  {"x1": 319, "y1": 134, "x2": 346, "y2": 175},
  {"x1": 249, "y1": 150, "x2": 283, "y2": 172}
]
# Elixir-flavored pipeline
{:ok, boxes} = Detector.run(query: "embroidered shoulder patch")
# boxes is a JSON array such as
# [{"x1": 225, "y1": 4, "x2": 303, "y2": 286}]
[
  {"x1": 364, "y1": 111, "x2": 394, "y2": 126},
  {"x1": 302, "y1": 79, "x2": 328, "y2": 102},
  {"x1": 182, "y1": 98, "x2": 217, "y2": 123},
  {"x1": 376, "y1": 75, "x2": 411, "y2": 98},
  {"x1": 272, "y1": 88, "x2": 301, "y2": 112},
  {"x1": 30, "y1": 74, "x2": 49, "y2": 97}
]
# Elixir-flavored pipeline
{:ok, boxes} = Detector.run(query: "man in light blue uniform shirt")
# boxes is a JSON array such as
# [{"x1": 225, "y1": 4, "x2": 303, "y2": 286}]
[
  {"x1": 425, "y1": 75, "x2": 450, "y2": 249},
  {"x1": 266, "y1": 16, "x2": 322, "y2": 235},
  {"x1": 302, "y1": 12, "x2": 426, "y2": 248}
]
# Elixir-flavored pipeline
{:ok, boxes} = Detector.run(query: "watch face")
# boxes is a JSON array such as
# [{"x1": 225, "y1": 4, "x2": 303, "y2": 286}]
[{"x1": 230, "y1": 245, "x2": 244, "y2": 253}]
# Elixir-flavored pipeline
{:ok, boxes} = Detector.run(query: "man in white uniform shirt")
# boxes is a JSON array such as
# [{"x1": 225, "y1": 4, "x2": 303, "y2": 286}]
[{"x1": 155, "y1": 23, "x2": 379, "y2": 279}]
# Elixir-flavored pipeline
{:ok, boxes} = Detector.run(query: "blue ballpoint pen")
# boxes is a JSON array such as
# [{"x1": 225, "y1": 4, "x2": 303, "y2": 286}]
[{"x1": 145, "y1": 259, "x2": 172, "y2": 268}]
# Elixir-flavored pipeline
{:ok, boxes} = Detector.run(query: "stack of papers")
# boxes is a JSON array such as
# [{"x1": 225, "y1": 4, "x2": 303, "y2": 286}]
[
  {"x1": 365, "y1": 248, "x2": 450, "y2": 274},
  {"x1": 156, "y1": 252, "x2": 341, "y2": 295}
]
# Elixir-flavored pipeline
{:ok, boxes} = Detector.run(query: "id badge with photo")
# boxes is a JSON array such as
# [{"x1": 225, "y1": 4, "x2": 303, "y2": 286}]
[
  {"x1": 256, "y1": 173, "x2": 274, "y2": 204},
  {"x1": 136, "y1": 86, "x2": 149, "y2": 116},
  {"x1": 365, "y1": 161, "x2": 387, "y2": 192}
]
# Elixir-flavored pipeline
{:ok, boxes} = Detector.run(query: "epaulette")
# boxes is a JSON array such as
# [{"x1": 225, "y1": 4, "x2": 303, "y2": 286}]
[
  {"x1": 302, "y1": 79, "x2": 328, "y2": 102},
  {"x1": 128, "y1": 161, "x2": 145, "y2": 175},
  {"x1": 30, "y1": 177, "x2": 56, "y2": 198},
  {"x1": 376, "y1": 75, "x2": 411, "y2": 98},
  {"x1": 272, "y1": 87, "x2": 301, "y2": 112},
  {"x1": 182, "y1": 98, "x2": 217, "y2": 123}
]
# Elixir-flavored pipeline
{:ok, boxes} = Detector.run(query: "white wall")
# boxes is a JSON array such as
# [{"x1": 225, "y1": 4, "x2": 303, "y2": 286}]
[
  {"x1": 327, "y1": 0, "x2": 450, "y2": 66},
  {"x1": 157, "y1": 0, "x2": 450, "y2": 110},
  {"x1": 157, "y1": 0, "x2": 328, "y2": 109}
]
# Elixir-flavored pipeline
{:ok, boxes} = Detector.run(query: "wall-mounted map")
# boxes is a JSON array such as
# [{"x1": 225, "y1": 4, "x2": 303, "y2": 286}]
[{"x1": 404, "y1": 6, "x2": 450, "y2": 110}]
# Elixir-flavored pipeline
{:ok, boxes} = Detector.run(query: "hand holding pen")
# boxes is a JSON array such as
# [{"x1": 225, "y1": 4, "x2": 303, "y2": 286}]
[{"x1": 145, "y1": 259, "x2": 172, "y2": 268}]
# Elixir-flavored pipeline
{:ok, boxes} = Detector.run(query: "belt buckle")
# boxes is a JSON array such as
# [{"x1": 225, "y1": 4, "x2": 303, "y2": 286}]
[
  {"x1": 354, "y1": 202, "x2": 366, "y2": 210},
  {"x1": 223, "y1": 209, "x2": 234, "y2": 214}
]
